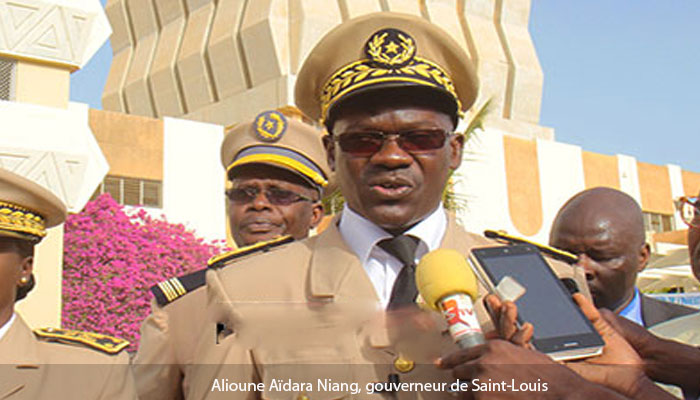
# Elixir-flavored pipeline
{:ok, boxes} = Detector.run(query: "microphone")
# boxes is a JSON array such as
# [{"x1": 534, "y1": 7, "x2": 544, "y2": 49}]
[{"x1": 416, "y1": 249, "x2": 485, "y2": 349}]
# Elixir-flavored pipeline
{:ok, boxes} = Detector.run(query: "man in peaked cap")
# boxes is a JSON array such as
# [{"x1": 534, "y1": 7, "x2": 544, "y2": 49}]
[
  {"x1": 221, "y1": 109, "x2": 329, "y2": 246},
  {"x1": 133, "y1": 109, "x2": 331, "y2": 400},
  {"x1": 188, "y1": 12, "x2": 590, "y2": 400},
  {"x1": 0, "y1": 168, "x2": 135, "y2": 399}
]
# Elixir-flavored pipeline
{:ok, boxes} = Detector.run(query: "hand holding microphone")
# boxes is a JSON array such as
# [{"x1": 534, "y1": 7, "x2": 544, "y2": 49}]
[
  {"x1": 415, "y1": 249, "x2": 485, "y2": 349},
  {"x1": 419, "y1": 249, "x2": 622, "y2": 399}
]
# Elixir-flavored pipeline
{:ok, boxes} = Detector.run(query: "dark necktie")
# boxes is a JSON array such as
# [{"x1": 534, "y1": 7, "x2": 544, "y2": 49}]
[{"x1": 377, "y1": 235, "x2": 420, "y2": 310}]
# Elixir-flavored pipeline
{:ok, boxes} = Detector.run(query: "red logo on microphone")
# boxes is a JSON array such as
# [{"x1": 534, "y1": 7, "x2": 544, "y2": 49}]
[{"x1": 443, "y1": 298, "x2": 474, "y2": 326}]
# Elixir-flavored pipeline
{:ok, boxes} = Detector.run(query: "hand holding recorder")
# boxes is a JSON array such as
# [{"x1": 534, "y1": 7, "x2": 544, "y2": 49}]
[
  {"x1": 418, "y1": 249, "x2": 636, "y2": 399},
  {"x1": 469, "y1": 244, "x2": 604, "y2": 361}
]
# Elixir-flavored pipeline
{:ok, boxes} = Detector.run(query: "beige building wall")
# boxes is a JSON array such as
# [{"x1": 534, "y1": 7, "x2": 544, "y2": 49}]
[
  {"x1": 102, "y1": 0, "x2": 134, "y2": 113},
  {"x1": 14, "y1": 61, "x2": 71, "y2": 109},
  {"x1": 102, "y1": 0, "x2": 552, "y2": 139},
  {"x1": 582, "y1": 151, "x2": 620, "y2": 190},
  {"x1": 150, "y1": 0, "x2": 188, "y2": 118},
  {"x1": 89, "y1": 109, "x2": 164, "y2": 180},
  {"x1": 682, "y1": 170, "x2": 700, "y2": 197},
  {"x1": 637, "y1": 161, "x2": 674, "y2": 215},
  {"x1": 502, "y1": 135, "x2": 542, "y2": 237}
]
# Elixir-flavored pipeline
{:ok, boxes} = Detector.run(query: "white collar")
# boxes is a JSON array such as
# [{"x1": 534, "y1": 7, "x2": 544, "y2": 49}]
[
  {"x1": 0, "y1": 312, "x2": 16, "y2": 342},
  {"x1": 338, "y1": 203, "x2": 447, "y2": 264}
]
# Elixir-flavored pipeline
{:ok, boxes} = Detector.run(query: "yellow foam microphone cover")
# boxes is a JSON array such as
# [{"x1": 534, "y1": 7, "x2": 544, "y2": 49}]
[{"x1": 415, "y1": 249, "x2": 478, "y2": 312}]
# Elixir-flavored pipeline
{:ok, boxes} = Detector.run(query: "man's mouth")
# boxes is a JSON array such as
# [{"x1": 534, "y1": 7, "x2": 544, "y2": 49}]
[
  {"x1": 243, "y1": 220, "x2": 281, "y2": 233},
  {"x1": 369, "y1": 179, "x2": 413, "y2": 199}
]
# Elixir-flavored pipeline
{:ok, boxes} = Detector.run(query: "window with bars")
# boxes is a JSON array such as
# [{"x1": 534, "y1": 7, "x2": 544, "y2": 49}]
[
  {"x1": 91, "y1": 176, "x2": 162, "y2": 208},
  {"x1": 0, "y1": 58, "x2": 16, "y2": 101},
  {"x1": 643, "y1": 212, "x2": 674, "y2": 234}
]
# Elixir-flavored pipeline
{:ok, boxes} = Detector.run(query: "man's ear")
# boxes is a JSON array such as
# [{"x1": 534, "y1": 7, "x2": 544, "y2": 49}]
[
  {"x1": 323, "y1": 135, "x2": 336, "y2": 172},
  {"x1": 310, "y1": 201, "x2": 324, "y2": 229},
  {"x1": 449, "y1": 133, "x2": 464, "y2": 170},
  {"x1": 638, "y1": 243, "x2": 651, "y2": 273}
]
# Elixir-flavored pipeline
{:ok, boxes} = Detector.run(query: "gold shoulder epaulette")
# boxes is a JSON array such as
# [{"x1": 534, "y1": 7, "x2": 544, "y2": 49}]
[
  {"x1": 150, "y1": 268, "x2": 206, "y2": 307},
  {"x1": 483, "y1": 229, "x2": 579, "y2": 264},
  {"x1": 207, "y1": 235, "x2": 294, "y2": 269},
  {"x1": 34, "y1": 327, "x2": 129, "y2": 355}
]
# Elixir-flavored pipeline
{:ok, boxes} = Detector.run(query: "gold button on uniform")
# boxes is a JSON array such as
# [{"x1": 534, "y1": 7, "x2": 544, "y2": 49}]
[
  {"x1": 394, "y1": 356, "x2": 415, "y2": 373},
  {"x1": 297, "y1": 394, "x2": 310, "y2": 400}
]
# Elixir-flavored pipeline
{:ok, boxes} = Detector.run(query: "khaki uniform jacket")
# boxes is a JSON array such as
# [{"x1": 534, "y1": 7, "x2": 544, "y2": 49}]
[
  {"x1": 133, "y1": 286, "x2": 207, "y2": 400},
  {"x1": 187, "y1": 213, "x2": 588, "y2": 400},
  {"x1": 0, "y1": 314, "x2": 136, "y2": 400}
]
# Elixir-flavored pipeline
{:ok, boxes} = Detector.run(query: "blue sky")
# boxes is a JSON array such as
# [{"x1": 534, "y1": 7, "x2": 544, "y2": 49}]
[{"x1": 70, "y1": 1, "x2": 700, "y2": 172}]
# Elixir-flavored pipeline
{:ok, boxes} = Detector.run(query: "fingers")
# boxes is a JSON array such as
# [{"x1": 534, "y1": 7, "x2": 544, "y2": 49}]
[
  {"x1": 483, "y1": 294, "x2": 503, "y2": 333},
  {"x1": 483, "y1": 294, "x2": 503, "y2": 318},
  {"x1": 498, "y1": 301, "x2": 519, "y2": 339},
  {"x1": 484, "y1": 293, "x2": 533, "y2": 347},
  {"x1": 436, "y1": 345, "x2": 485, "y2": 369},
  {"x1": 572, "y1": 293, "x2": 600, "y2": 322},
  {"x1": 599, "y1": 309, "x2": 624, "y2": 332},
  {"x1": 510, "y1": 322, "x2": 534, "y2": 347},
  {"x1": 600, "y1": 309, "x2": 648, "y2": 344},
  {"x1": 572, "y1": 293, "x2": 615, "y2": 342},
  {"x1": 566, "y1": 362, "x2": 609, "y2": 385},
  {"x1": 451, "y1": 360, "x2": 481, "y2": 383}
]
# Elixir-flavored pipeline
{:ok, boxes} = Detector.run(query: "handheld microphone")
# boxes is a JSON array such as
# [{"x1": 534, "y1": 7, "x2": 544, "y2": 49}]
[{"x1": 416, "y1": 249, "x2": 485, "y2": 349}]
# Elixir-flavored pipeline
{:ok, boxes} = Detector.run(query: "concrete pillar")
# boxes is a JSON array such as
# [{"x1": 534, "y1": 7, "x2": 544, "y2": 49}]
[{"x1": 0, "y1": 0, "x2": 111, "y2": 328}]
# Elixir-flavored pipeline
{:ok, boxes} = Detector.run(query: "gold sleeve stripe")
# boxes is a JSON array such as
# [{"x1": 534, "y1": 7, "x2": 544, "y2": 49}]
[
  {"x1": 158, "y1": 281, "x2": 177, "y2": 302},
  {"x1": 170, "y1": 278, "x2": 186, "y2": 296}
]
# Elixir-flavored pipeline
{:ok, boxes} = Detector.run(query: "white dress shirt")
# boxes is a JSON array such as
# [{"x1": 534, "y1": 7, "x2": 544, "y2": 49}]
[
  {"x1": 338, "y1": 204, "x2": 447, "y2": 308},
  {"x1": 0, "y1": 312, "x2": 16, "y2": 341}
]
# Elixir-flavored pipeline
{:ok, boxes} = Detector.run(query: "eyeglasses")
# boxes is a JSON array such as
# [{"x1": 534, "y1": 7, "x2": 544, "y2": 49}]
[
  {"x1": 226, "y1": 186, "x2": 314, "y2": 206},
  {"x1": 333, "y1": 129, "x2": 450, "y2": 157},
  {"x1": 677, "y1": 196, "x2": 700, "y2": 228}
]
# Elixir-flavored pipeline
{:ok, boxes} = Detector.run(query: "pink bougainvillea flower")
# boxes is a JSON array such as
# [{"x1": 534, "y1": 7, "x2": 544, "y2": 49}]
[{"x1": 62, "y1": 194, "x2": 227, "y2": 352}]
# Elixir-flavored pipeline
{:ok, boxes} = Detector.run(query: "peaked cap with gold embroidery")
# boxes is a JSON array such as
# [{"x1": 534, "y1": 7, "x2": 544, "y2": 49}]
[
  {"x1": 0, "y1": 168, "x2": 67, "y2": 242},
  {"x1": 295, "y1": 12, "x2": 478, "y2": 126},
  {"x1": 221, "y1": 109, "x2": 331, "y2": 193}
]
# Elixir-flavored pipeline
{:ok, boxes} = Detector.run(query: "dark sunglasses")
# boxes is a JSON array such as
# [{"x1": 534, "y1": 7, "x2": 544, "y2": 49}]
[
  {"x1": 226, "y1": 186, "x2": 314, "y2": 206},
  {"x1": 333, "y1": 129, "x2": 450, "y2": 157}
]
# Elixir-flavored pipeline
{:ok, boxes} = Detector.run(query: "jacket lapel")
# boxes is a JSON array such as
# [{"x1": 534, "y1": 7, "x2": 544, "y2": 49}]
[
  {"x1": 441, "y1": 212, "x2": 488, "y2": 254},
  {"x1": 308, "y1": 215, "x2": 378, "y2": 302},
  {"x1": 0, "y1": 316, "x2": 41, "y2": 399},
  {"x1": 309, "y1": 212, "x2": 481, "y2": 348}
]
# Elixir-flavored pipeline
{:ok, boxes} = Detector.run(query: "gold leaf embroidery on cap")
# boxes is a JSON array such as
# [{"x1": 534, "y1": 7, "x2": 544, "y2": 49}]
[
  {"x1": 0, "y1": 201, "x2": 46, "y2": 239},
  {"x1": 366, "y1": 29, "x2": 416, "y2": 68},
  {"x1": 319, "y1": 28, "x2": 460, "y2": 122}
]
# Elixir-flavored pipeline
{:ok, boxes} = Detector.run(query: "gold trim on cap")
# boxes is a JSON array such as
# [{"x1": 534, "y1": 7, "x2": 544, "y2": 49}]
[
  {"x1": 228, "y1": 154, "x2": 328, "y2": 187},
  {"x1": 320, "y1": 57, "x2": 460, "y2": 123},
  {"x1": 320, "y1": 28, "x2": 461, "y2": 123},
  {"x1": 0, "y1": 201, "x2": 46, "y2": 240}
]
